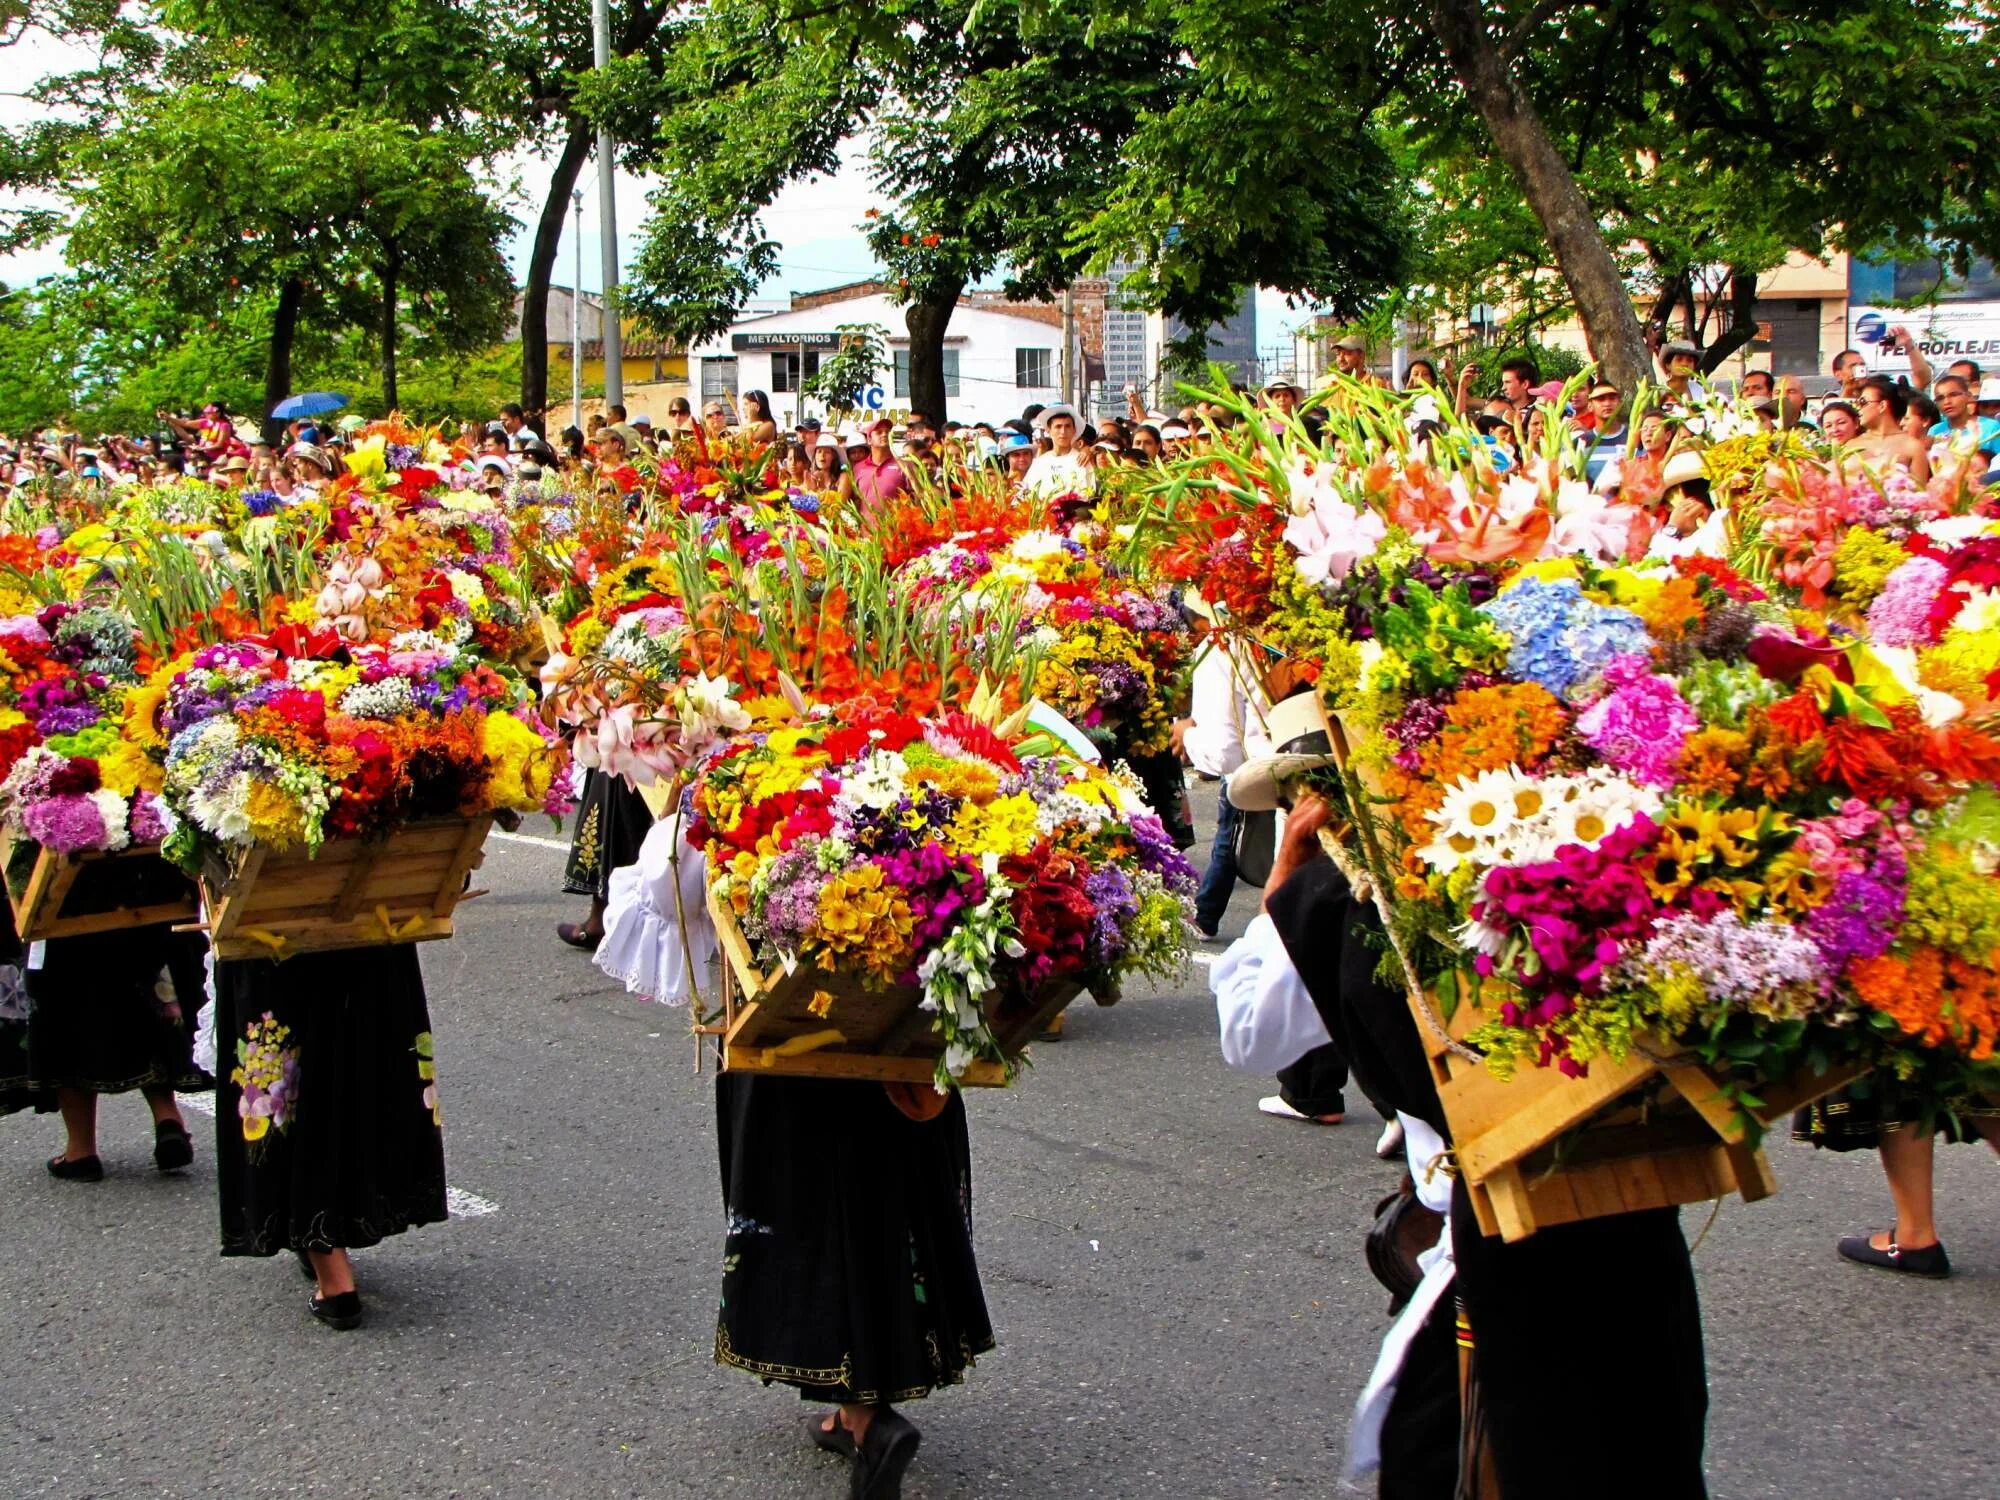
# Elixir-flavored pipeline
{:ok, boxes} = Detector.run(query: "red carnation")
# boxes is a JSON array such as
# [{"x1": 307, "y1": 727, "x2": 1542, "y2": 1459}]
[{"x1": 47, "y1": 758, "x2": 100, "y2": 796}]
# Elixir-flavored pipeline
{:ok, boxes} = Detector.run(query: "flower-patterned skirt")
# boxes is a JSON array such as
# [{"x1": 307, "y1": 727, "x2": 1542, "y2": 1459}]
[
  {"x1": 0, "y1": 920, "x2": 209, "y2": 1117},
  {"x1": 562, "y1": 769, "x2": 655, "y2": 900},
  {"x1": 214, "y1": 945, "x2": 447, "y2": 1256},
  {"x1": 714, "y1": 1073, "x2": 995, "y2": 1405}
]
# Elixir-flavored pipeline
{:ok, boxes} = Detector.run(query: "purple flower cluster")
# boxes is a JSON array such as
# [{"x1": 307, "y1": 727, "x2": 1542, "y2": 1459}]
[
  {"x1": 20, "y1": 678, "x2": 99, "y2": 737},
  {"x1": 386, "y1": 443, "x2": 422, "y2": 469},
  {"x1": 1640, "y1": 910, "x2": 1829, "y2": 1015},
  {"x1": 1804, "y1": 861, "x2": 1906, "y2": 971},
  {"x1": 1085, "y1": 865, "x2": 1137, "y2": 964},
  {"x1": 241, "y1": 489, "x2": 282, "y2": 517},
  {"x1": 23, "y1": 793, "x2": 109, "y2": 854},
  {"x1": 128, "y1": 791, "x2": 167, "y2": 846},
  {"x1": 756, "y1": 839, "x2": 830, "y2": 951},
  {"x1": 163, "y1": 683, "x2": 233, "y2": 740},
  {"x1": 1128, "y1": 812, "x2": 1198, "y2": 894}
]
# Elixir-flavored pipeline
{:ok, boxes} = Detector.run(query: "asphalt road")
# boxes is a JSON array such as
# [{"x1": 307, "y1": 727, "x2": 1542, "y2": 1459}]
[{"x1": 4, "y1": 782, "x2": 1999, "y2": 1499}]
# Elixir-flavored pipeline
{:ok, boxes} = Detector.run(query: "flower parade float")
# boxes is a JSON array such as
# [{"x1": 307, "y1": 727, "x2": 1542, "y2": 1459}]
[{"x1": 1151, "y1": 380, "x2": 2000, "y2": 1238}]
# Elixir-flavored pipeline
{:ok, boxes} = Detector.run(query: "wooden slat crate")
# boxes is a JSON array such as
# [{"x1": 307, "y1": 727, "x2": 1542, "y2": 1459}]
[
  {"x1": 1417, "y1": 983, "x2": 1864, "y2": 1241},
  {"x1": 709, "y1": 888, "x2": 1084, "y2": 1086},
  {"x1": 193, "y1": 814, "x2": 494, "y2": 961},
  {"x1": 0, "y1": 828, "x2": 198, "y2": 941}
]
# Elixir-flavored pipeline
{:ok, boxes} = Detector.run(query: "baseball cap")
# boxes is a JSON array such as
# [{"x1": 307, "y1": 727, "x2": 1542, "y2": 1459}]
[
  {"x1": 1159, "y1": 422, "x2": 1191, "y2": 441},
  {"x1": 1332, "y1": 336, "x2": 1367, "y2": 353}
]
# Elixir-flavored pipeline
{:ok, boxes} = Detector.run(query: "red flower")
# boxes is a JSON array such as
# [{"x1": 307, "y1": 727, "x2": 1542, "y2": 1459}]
[
  {"x1": 47, "y1": 758, "x2": 100, "y2": 796},
  {"x1": 1001, "y1": 844, "x2": 1096, "y2": 986}
]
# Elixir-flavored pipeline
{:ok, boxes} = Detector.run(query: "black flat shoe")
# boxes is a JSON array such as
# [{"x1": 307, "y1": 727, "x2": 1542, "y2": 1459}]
[
  {"x1": 1837, "y1": 1232, "x2": 1951, "y2": 1279},
  {"x1": 852, "y1": 1408, "x2": 920, "y2": 1500},
  {"x1": 809, "y1": 1414, "x2": 856, "y2": 1460},
  {"x1": 309, "y1": 1290, "x2": 363, "y2": 1330},
  {"x1": 154, "y1": 1120, "x2": 194, "y2": 1173},
  {"x1": 295, "y1": 1250, "x2": 319, "y2": 1283},
  {"x1": 555, "y1": 921, "x2": 601, "y2": 951},
  {"x1": 47, "y1": 1154, "x2": 103, "y2": 1182}
]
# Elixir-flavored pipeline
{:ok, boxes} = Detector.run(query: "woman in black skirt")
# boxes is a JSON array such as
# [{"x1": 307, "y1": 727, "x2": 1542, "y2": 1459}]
[
  {"x1": 558, "y1": 768, "x2": 655, "y2": 949},
  {"x1": 1795, "y1": 1084, "x2": 2000, "y2": 1278},
  {"x1": 0, "y1": 921, "x2": 209, "y2": 1181},
  {"x1": 716, "y1": 1073, "x2": 995, "y2": 1499},
  {"x1": 212, "y1": 943, "x2": 448, "y2": 1329}
]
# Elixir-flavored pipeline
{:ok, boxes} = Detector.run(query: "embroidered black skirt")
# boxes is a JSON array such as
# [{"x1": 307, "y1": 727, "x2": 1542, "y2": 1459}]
[
  {"x1": 714, "y1": 1072, "x2": 995, "y2": 1404},
  {"x1": 0, "y1": 924, "x2": 209, "y2": 1116},
  {"x1": 213, "y1": 945, "x2": 447, "y2": 1257},
  {"x1": 562, "y1": 769, "x2": 655, "y2": 899},
  {"x1": 1792, "y1": 1082, "x2": 2000, "y2": 1153}
]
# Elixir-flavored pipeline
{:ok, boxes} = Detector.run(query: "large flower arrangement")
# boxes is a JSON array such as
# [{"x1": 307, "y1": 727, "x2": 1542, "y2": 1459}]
[
  {"x1": 156, "y1": 629, "x2": 561, "y2": 871},
  {"x1": 688, "y1": 701, "x2": 1196, "y2": 1087},
  {"x1": 1157, "y1": 380, "x2": 2000, "y2": 1124},
  {"x1": 0, "y1": 605, "x2": 172, "y2": 859}
]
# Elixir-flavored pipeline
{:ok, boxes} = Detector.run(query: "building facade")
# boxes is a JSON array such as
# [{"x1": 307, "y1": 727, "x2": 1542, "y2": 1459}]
[{"x1": 684, "y1": 289, "x2": 1070, "y2": 427}]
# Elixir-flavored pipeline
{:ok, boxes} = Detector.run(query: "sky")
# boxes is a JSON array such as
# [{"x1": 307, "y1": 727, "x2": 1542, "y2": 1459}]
[{"x1": 0, "y1": 34, "x2": 1315, "y2": 348}]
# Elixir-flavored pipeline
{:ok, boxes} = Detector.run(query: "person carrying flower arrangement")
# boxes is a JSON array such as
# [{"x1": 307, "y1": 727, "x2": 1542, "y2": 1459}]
[
  {"x1": 1213, "y1": 787, "x2": 1711, "y2": 1499},
  {"x1": 1, "y1": 916, "x2": 210, "y2": 1184}
]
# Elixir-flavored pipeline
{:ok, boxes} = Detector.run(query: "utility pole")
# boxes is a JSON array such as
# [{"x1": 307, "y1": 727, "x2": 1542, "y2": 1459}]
[
  {"x1": 1060, "y1": 286, "x2": 1075, "y2": 403},
  {"x1": 590, "y1": 0, "x2": 623, "y2": 410},
  {"x1": 571, "y1": 189, "x2": 584, "y2": 431}
]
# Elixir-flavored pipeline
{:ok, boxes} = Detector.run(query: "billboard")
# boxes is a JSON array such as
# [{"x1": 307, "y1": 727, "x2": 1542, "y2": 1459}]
[{"x1": 1848, "y1": 255, "x2": 2000, "y2": 378}]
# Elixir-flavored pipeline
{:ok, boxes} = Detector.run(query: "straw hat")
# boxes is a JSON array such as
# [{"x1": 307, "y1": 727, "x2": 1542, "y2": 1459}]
[{"x1": 1227, "y1": 694, "x2": 1339, "y2": 813}]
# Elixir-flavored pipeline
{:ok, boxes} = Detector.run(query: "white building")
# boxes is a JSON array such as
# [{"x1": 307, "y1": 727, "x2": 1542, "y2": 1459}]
[{"x1": 684, "y1": 291, "x2": 1067, "y2": 428}]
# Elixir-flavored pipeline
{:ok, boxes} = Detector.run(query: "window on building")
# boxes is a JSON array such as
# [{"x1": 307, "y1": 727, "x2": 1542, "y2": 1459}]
[
  {"x1": 1017, "y1": 347, "x2": 1054, "y2": 388},
  {"x1": 770, "y1": 349, "x2": 821, "y2": 393},
  {"x1": 701, "y1": 357, "x2": 739, "y2": 400},
  {"x1": 892, "y1": 348, "x2": 959, "y2": 398}
]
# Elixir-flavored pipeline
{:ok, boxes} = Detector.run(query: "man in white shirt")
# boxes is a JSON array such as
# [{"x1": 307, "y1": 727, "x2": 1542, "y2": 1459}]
[
  {"x1": 1172, "y1": 625, "x2": 1272, "y2": 938},
  {"x1": 1021, "y1": 402, "x2": 1095, "y2": 500}
]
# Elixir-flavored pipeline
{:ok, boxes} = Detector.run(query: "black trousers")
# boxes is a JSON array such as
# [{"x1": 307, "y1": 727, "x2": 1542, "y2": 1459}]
[{"x1": 1276, "y1": 1041, "x2": 1349, "y2": 1116}]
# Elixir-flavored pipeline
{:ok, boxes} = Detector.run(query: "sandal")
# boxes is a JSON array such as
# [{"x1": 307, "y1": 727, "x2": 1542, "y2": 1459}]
[
  {"x1": 1837, "y1": 1232, "x2": 1950, "y2": 1279},
  {"x1": 555, "y1": 921, "x2": 601, "y2": 951}
]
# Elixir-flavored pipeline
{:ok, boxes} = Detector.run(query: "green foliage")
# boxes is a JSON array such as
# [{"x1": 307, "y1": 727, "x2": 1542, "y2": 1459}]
[
  {"x1": 1460, "y1": 341, "x2": 1589, "y2": 400},
  {"x1": 804, "y1": 324, "x2": 891, "y2": 412}
]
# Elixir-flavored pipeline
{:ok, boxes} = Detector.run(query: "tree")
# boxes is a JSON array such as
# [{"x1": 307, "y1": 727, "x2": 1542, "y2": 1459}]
[
  {"x1": 803, "y1": 323, "x2": 891, "y2": 415},
  {"x1": 1079, "y1": 0, "x2": 2000, "y2": 393},
  {"x1": 590, "y1": 0, "x2": 1206, "y2": 422},
  {"x1": 62, "y1": 80, "x2": 509, "y2": 435}
]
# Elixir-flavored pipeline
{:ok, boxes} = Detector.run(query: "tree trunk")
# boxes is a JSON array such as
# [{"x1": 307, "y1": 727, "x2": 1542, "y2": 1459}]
[
  {"x1": 261, "y1": 276, "x2": 304, "y2": 445},
  {"x1": 1430, "y1": 0, "x2": 1649, "y2": 394},
  {"x1": 520, "y1": 120, "x2": 594, "y2": 420},
  {"x1": 380, "y1": 253, "x2": 401, "y2": 413},
  {"x1": 905, "y1": 287, "x2": 962, "y2": 426},
  {"x1": 1699, "y1": 268, "x2": 1760, "y2": 375}
]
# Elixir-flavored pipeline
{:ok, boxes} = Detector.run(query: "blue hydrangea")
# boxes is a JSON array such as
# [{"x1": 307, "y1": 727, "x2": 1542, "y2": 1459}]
[{"x1": 1480, "y1": 576, "x2": 1650, "y2": 699}]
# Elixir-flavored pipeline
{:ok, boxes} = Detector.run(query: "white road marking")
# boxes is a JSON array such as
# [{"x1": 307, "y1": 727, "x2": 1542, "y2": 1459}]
[
  {"x1": 178, "y1": 1094, "x2": 500, "y2": 1219},
  {"x1": 445, "y1": 1187, "x2": 500, "y2": 1218},
  {"x1": 491, "y1": 829, "x2": 570, "y2": 852},
  {"x1": 1190, "y1": 951, "x2": 1217, "y2": 966}
]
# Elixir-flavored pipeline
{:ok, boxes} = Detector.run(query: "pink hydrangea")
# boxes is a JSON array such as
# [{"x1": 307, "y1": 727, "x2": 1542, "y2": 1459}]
[
  {"x1": 1575, "y1": 655, "x2": 1697, "y2": 787},
  {"x1": 1867, "y1": 555, "x2": 1950, "y2": 647}
]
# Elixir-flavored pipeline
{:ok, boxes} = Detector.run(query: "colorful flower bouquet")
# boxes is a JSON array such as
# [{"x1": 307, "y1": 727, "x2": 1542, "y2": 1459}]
[
  {"x1": 1147, "y1": 380, "x2": 2000, "y2": 1235},
  {"x1": 157, "y1": 631, "x2": 560, "y2": 872},
  {"x1": 0, "y1": 604, "x2": 198, "y2": 937},
  {"x1": 689, "y1": 701, "x2": 1196, "y2": 1089}
]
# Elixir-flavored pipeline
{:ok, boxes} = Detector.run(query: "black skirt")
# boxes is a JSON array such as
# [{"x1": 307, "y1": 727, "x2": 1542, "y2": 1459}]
[
  {"x1": 1792, "y1": 1083, "x2": 2000, "y2": 1153},
  {"x1": 0, "y1": 924, "x2": 209, "y2": 1116},
  {"x1": 714, "y1": 1073, "x2": 995, "y2": 1404},
  {"x1": 562, "y1": 769, "x2": 655, "y2": 898},
  {"x1": 213, "y1": 945, "x2": 448, "y2": 1257}
]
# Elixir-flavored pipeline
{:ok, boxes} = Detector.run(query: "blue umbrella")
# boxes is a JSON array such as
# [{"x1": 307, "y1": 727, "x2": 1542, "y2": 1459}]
[{"x1": 270, "y1": 391, "x2": 349, "y2": 420}]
